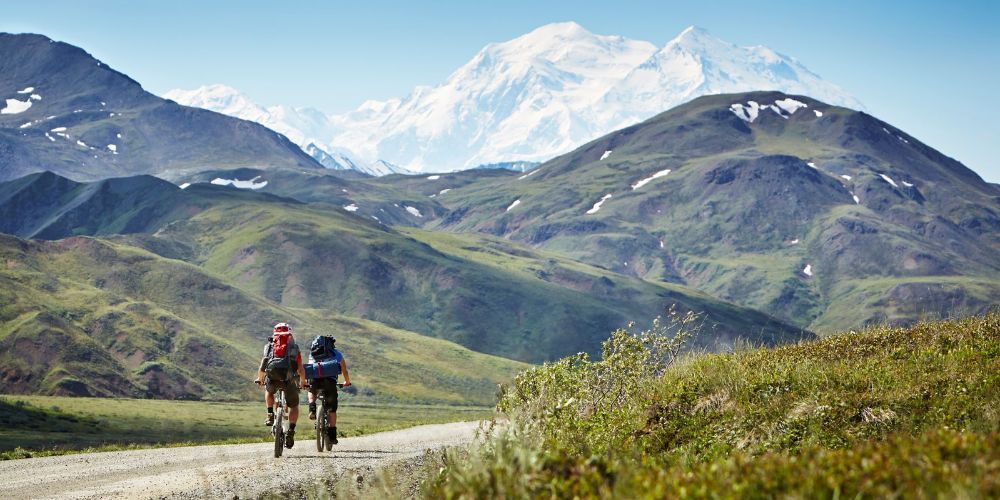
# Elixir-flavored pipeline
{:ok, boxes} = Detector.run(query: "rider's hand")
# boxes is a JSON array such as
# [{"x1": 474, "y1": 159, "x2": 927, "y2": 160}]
[
  {"x1": 299, "y1": 377, "x2": 308, "y2": 388},
  {"x1": 342, "y1": 381, "x2": 352, "y2": 388}
]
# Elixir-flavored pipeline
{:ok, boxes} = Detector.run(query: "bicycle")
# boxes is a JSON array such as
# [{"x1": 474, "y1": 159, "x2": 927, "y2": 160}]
[
  {"x1": 255, "y1": 378, "x2": 296, "y2": 458},
  {"x1": 314, "y1": 382, "x2": 345, "y2": 452}
]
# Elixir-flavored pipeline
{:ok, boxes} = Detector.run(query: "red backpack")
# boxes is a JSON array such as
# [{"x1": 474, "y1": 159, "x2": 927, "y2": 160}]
[
  {"x1": 265, "y1": 333, "x2": 294, "y2": 380},
  {"x1": 273, "y1": 332, "x2": 291, "y2": 357}
]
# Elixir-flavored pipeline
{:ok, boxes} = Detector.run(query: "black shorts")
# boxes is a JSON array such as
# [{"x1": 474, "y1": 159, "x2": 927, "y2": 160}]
[
  {"x1": 265, "y1": 378, "x2": 300, "y2": 407},
  {"x1": 309, "y1": 378, "x2": 339, "y2": 412}
]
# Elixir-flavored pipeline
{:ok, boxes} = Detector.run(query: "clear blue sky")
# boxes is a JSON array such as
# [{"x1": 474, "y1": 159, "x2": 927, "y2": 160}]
[{"x1": 4, "y1": 0, "x2": 998, "y2": 181}]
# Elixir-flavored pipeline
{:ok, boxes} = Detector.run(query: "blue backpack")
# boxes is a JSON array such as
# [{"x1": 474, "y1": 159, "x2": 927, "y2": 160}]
[
  {"x1": 310, "y1": 335, "x2": 336, "y2": 360},
  {"x1": 305, "y1": 336, "x2": 341, "y2": 379}
]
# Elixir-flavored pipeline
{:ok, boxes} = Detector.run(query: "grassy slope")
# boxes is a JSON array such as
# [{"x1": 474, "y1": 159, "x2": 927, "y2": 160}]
[
  {"x1": 0, "y1": 234, "x2": 526, "y2": 404},
  {"x1": 136, "y1": 198, "x2": 806, "y2": 363},
  {"x1": 428, "y1": 313, "x2": 999, "y2": 498},
  {"x1": 0, "y1": 395, "x2": 490, "y2": 458}
]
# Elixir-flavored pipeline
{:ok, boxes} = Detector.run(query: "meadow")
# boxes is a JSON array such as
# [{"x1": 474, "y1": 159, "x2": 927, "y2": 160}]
[
  {"x1": 0, "y1": 394, "x2": 490, "y2": 459},
  {"x1": 424, "y1": 313, "x2": 999, "y2": 498}
]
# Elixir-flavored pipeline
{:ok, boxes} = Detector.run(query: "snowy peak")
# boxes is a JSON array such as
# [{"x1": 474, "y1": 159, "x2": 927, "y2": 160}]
[
  {"x1": 165, "y1": 23, "x2": 863, "y2": 175},
  {"x1": 601, "y1": 26, "x2": 863, "y2": 125},
  {"x1": 164, "y1": 84, "x2": 267, "y2": 122}
]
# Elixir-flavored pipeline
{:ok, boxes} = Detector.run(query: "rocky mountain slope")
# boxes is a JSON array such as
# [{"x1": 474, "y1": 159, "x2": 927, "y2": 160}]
[
  {"x1": 419, "y1": 91, "x2": 1000, "y2": 331},
  {"x1": 0, "y1": 33, "x2": 321, "y2": 183}
]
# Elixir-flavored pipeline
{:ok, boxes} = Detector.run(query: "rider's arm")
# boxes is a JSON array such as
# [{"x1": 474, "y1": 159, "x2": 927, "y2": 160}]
[
  {"x1": 340, "y1": 357, "x2": 351, "y2": 386},
  {"x1": 256, "y1": 361, "x2": 266, "y2": 383},
  {"x1": 254, "y1": 340, "x2": 271, "y2": 383},
  {"x1": 296, "y1": 352, "x2": 307, "y2": 386},
  {"x1": 255, "y1": 344, "x2": 270, "y2": 383}
]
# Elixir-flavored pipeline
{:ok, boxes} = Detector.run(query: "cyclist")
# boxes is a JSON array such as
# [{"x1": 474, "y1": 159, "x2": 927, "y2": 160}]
[
  {"x1": 307, "y1": 336, "x2": 351, "y2": 444},
  {"x1": 254, "y1": 322, "x2": 308, "y2": 448}
]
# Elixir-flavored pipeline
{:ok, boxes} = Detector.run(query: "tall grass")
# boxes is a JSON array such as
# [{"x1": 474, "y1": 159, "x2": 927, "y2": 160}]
[{"x1": 426, "y1": 312, "x2": 1000, "y2": 498}]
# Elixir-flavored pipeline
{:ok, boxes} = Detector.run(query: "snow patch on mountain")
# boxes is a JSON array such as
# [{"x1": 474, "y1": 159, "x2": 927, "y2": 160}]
[
  {"x1": 586, "y1": 194, "x2": 613, "y2": 214},
  {"x1": 731, "y1": 97, "x2": 809, "y2": 123},
  {"x1": 1, "y1": 98, "x2": 32, "y2": 114},
  {"x1": 211, "y1": 176, "x2": 268, "y2": 190},
  {"x1": 631, "y1": 169, "x2": 671, "y2": 190},
  {"x1": 879, "y1": 173, "x2": 899, "y2": 188}
]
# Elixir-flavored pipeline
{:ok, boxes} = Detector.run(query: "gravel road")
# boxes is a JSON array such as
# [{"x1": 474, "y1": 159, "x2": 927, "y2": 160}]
[{"x1": 0, "y1": 420, "x2": 483, "y2": 499}]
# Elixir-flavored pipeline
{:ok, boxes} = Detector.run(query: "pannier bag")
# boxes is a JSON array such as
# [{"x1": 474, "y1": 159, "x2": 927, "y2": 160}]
[{"x1": 304, "y1": 359, "x2": 341, "y2": 379}]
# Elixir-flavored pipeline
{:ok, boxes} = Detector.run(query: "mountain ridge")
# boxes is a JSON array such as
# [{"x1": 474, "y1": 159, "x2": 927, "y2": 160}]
[
  {"x1": 164, "y1": 23, "x2": 861, "y2": 174},
  {"x1": 418, "y1": 91, "x2": 999, "y2": 332},
  {"x1": 0, "y1": 33, "x2": 323, "y2": 182}
]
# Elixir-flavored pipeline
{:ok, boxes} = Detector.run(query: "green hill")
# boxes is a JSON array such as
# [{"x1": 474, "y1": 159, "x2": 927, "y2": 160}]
[
  {"x1": 0, "y1": 171, "x2": 811, "y2": 401},
  {"x1": 120, "y1": 186, "x2": 808, "y2": 362},
  {"x1": 428, "y1": 312, "x2": 1000, "y2": 497},
  {"x1": 416, "y1": 92, "x2": 1000, "y2": 333},
  {"x1": 0, "y1": 234, "x2": 527, "y2": 403}
]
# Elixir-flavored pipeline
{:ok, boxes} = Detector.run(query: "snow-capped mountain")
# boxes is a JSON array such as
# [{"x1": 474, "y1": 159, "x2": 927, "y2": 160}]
[
  {"x1": 165, "y1": 22, "x2": 862, "y2": 174},
  {"x1": 163, "y1": 84, "x2": 336, "y2": 149}
]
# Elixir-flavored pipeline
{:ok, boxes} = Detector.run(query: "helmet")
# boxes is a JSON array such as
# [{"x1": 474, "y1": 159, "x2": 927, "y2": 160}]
[{"x1": 273, "y1": 322, "x2": 291, "y2": 334}]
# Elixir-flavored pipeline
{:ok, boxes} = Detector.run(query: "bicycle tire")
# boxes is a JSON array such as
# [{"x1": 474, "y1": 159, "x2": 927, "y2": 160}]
[
  {"x1": 316, "y1": 398, "x2": 324, "y2": 452},
  {"x1": 273, "y1": 391, "x2": 285, "y2": 458}
]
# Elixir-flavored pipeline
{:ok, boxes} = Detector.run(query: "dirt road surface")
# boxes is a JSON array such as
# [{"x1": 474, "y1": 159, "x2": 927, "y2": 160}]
[{"x1": 0, "y1": 421, "x2": 482, "y2": 499}]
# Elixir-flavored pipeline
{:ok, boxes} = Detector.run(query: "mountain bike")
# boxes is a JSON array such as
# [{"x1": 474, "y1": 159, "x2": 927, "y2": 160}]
[{"x1": 314, "y1": 382, "x2": 345, "y2": 452}]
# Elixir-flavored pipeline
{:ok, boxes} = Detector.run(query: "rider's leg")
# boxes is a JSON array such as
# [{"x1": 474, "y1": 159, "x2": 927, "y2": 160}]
[
  {"x1": 287, "y1": 384, "x2": 300, "y2": 424},
  {"x1": 264, "y1": 387, "x2": 276, "y2": 426}
]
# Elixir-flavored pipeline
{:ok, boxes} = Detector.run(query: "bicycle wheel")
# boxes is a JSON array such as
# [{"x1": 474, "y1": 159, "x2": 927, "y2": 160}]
[
  {"x1": 316, "y1": 399, "x2": 324, "y2": 452},
  {"x1": 274, "y1": 394, "x2": 285, "y2": 458}
]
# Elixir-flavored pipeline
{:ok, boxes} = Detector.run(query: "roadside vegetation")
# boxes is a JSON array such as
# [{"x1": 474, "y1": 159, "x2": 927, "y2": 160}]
[
  {"x1": 424, "y1": 311, "x2": 999, "y2": 498},
  {"x1": 0, "y1": 395, "x2": 490, "y2": 460}
]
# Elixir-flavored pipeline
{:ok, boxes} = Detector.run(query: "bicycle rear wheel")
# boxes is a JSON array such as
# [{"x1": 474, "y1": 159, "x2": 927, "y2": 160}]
[{"x1": 315, "y1": 399, "x2": 324, "y2": 452}]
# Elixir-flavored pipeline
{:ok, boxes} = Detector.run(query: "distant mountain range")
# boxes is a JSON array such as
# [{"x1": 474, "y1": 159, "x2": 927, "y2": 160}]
[
  {"x1": 165, "y1": 22, "x2": 862, "y2": 174},
  {"x1": 0, "y1": 33, "x2": 322, "y2": 183}
]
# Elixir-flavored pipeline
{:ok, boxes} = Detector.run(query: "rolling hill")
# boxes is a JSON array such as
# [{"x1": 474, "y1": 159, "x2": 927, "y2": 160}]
[
  {"x1": 0, "y1": 170, "x2": 811, "y2": 388},
  {"x1": 0, "y1": 232, "x2": 528, "y2": 403}
]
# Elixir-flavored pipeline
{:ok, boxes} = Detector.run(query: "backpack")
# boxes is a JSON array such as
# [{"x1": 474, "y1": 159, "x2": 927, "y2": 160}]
[
  {"x1": 310, "y1": 335, "x2": 336, "y2": 361},
  {"x1": 265, "y1": 333, "x2": 294, "y2": 381}
]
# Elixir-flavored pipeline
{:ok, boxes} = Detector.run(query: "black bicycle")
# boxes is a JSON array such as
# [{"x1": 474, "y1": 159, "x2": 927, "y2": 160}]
[{"x1": 315, "y1": 382, "x2": 345, "y2": 452}]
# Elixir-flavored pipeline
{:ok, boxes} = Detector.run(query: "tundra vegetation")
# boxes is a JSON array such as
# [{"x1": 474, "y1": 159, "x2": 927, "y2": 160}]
[{"x1": 422, "y1": 312, "x2": 998, "y2": 498}]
